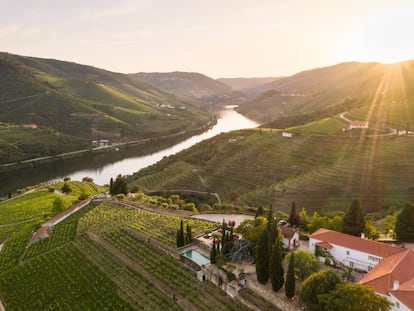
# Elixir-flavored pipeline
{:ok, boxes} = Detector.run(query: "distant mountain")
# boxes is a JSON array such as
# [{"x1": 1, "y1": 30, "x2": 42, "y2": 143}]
[
  {"x1": 130, "y1": 71, "x2": 246, "y2": 104},
  {"x1": 237, "y1": 61, "x2": 414, "y2": 128},
  {"x1": 0, "y1": 52, "x2": 212, "y2": 164},
  {"x1": 217, "y1": 77, "x2": 283, "y2": 98}
]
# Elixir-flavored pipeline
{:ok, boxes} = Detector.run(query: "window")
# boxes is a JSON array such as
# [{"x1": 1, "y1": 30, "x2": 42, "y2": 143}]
[
  {"x1": 346, "y1": 250, "x2": 350, "y2": 255},
  {"x1": 349, "y1": 261, "x2": 354, "y2": 268},
  {"x1": 396, "y1": 301, "x2": 400, "y2": 308},
  {"x1": 368, "y1": 255, "x2": 380, "y2": 262}
]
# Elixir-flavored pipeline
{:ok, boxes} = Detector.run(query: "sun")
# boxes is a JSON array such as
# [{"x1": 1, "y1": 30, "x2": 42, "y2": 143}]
[{"x1": 341, "y1": 3, "x2": 414, "y2": 63}]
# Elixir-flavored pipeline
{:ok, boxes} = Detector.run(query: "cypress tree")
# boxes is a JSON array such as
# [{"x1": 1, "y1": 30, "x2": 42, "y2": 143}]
[
  {"x1": 395, "y1": 203, "x2": 414, "y2": 242},
  {"x1": 210, "y1": 241, "x2": 217, "y2": 264},
  {"x1": 267, "y1": 204, "x2": 274, "y2": 225},
  {"x1": 186, "y1": 224, "x2": 192, "y2": 244},
  {"x1": 176, "y1": 229, "x2": 181, "y2": 247},
  {"x1": 221, "y1": 219, "x2": 227, "y2": 244},
  {"x1": 256, "y1": 229, "x2": 270, "y2": 284},
  {"x1": 179, "y1": 220, "x2": 185, "y2": 246},
  {"x1": 285, "y1": 252, "x2": 295, "y2": 299},
  {"x1": 109, "y1": 177, "x2": 114, "y2": 195},
  {"x1": 217, "y1": 240, "x2": 221, "y2": 254},
  {"x1": 270, "y1": 238, "x2": 284, "y2": 292},
  {"x1": 288, "y1": 201, "x2": 300, "y2": 227},
  {"x1": 342, "y1": 199, "x2": 365, "y2": 236},
  {"x1": 256, "y1": 206, "x2": 265, "y2": 218}
]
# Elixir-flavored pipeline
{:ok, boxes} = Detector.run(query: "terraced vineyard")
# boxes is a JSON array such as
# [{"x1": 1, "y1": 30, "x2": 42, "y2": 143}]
[
  {"x1": 0, "y1": 197, "x2": 250, "y2": 310},
  {"x1": 128, "y1": 129, "x2": 414, "y2": 212},
  {"x1": 78, "y1": 202, "x2": 214, "y2": 246},
  {"x1": 0, "y1": 244, "x2": 132, "y2": 310}
]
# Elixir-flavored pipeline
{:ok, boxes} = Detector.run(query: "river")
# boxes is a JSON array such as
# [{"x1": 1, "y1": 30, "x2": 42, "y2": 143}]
[{"x1": 0, "y1": 106, "x2": 258, "y2": 194}]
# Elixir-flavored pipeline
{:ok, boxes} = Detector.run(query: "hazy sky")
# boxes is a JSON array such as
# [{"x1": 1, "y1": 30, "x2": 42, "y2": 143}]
[{"x1": 1, "y1": 0, "x2": 414, "y2": 77}]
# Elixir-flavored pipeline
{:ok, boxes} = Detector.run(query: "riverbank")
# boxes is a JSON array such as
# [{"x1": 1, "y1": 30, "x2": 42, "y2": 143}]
[{"x1": 0, "y1": 119, "x2": 216, "y2": 174}]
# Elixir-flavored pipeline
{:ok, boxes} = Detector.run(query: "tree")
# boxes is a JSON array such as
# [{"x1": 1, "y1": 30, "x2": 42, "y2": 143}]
[
  {"x1": 288, "y1": 201, "x2": 300, "y2": 227},
  {"x1": 112, "y1": 175, "x2": 128, "y2": 195},
  {"x1": 285, "y1": 251, "x2": 295, "y2": 299},
  {"x1": 236, "y1": 217, "x2": 267, "y2": 244},
  {"x1": 52, "y1": 197, "x2": 65, "y2": 214},
  {"x1": 300, "y1": 270, "x2": 342, "y2": 311},
  {"x1": 299, "y1": 207, "x2": 310, "y2": 230},
  {"x1": 176, "y1": 220, "x2": 185, "y2": 247},
  {"x1": 395, "y1": 202, "x2": 414, "y2": 242},
  {"x1": 364, "y1": 219, "x2": 379, "y2": 239},
  {"x1": 210, "y1": 241, "x2": 217, "y2": 264},
  {"x1": 109, "y1": 177, "x2": 114, "y2": 195},
  {"x1": 255, "y1": 229, "x2": 270, "y2": 284},
  {"x1": 342, "y1": 199, "x2": 365, "y2": 236},
  {"x1": 255, "y1": 206, "x2": 264, "y2": 218},
  {"x1": 285, "y1": 250, "x2": 320, "y2": 281},
  {"x1": 186, "y1": 223, "x2": 192, "y2": 244},
  {"x1": 319, "y1": 283, "x2": 392, "y2": 311},
  {"x1": 61, "y1": 182, "x2": 71, "y2": 194},
  {"x1": 269, "y1": 238, "x2": 284, "y2": 292}
]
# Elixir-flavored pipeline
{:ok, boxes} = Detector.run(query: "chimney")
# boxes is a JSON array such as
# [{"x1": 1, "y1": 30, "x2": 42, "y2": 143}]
[
  {"x1": 393, "y1": 280, "x2": 399, "y2": 290},
  {"x1": 360, "y1": 232, "x2": 365, "y2": 239}
]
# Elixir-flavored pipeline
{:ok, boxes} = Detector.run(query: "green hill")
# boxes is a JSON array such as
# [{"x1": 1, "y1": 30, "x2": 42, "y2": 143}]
[
  {"x1": 0, "y1": 52, "x2": 212, "y2": 163},
  {"x1": 130, "y1": 71, "x2": 246, "y2": 104},
  {"x1": 217, "y1": 77, "x2": 283, "y2": 98},
  {"x1": 237, "y1": 61, "x2": 414, "y2": 130},
  {"x1": 128, "y1": 128, "x2": 414, "y2": 214}
]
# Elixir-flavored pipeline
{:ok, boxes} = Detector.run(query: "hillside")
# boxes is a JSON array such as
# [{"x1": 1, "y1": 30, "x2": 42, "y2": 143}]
[
  {"x1": 0, "y1": 183, "x2": 250, "y2": 310},
  {"x1": 128, "y1": 127, "x2": 414, "y2": 214},
  {"x1": 237, "y1": 61, "x2": 414, "y2": 129},
  {"x1": 0, "y1": 52, "x2": 212, "y2": 164},
  {"x1": 131, "y1": 71, "x2": 246, "y2": 104},
  {"x1": 217, "y1": 77, "x2": 283, "y2": 98}
]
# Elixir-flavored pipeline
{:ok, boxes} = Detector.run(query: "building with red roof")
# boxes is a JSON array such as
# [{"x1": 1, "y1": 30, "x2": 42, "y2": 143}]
[{"x1": 310, "y1": 228, "x2": 413, "y2": 310}]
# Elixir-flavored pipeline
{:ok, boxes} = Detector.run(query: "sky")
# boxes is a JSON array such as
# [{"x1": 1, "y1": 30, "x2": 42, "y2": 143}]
[{"x1": 1, "y1": 0, "x2": 414, "y2": 78}]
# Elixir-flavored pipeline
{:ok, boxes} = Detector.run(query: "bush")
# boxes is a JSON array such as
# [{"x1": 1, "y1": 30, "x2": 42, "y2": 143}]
[
  {"x1": 299, "y1": 233, "x2": 309, "y2": 241},
  {"x1": 63, "y1": 176, "x2": 71, "y2": 181},
  {"x1": 324, "y1": 257, "x2": 331, "y2": 266},
  {"x1": 149, "y1": 199, "x2": 157, "y2": 205},
  {"x1": 48, "y1": 187, "x2": 55, "y2": 193},
  {"x1": 182, "y1": 203, "x2": 197, "y2": 212},
  {"x1": 82, "y1": 177, "x2": 94, "y2": 182},
  {"x1": 161, "y1": 203, "x2": 169, "y2": 208},
  {"x1": 116, "y1": 194, "x2": 125, "y2": 200}
]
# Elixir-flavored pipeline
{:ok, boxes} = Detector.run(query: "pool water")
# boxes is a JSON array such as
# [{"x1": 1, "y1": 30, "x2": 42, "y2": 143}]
[{"x1": 183, "y1": 250, "x2": 210, "y2": 266}]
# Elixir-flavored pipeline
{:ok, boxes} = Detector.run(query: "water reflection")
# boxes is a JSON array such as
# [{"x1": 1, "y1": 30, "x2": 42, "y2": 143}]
[{"x1": 0, "y1": 107, "x2": 258, "y2": 194}]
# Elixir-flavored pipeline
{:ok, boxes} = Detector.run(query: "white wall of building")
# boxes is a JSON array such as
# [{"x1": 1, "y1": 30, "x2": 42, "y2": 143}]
[{"x1": 309, "y1": 237, "x2": 382, "y2": 272}]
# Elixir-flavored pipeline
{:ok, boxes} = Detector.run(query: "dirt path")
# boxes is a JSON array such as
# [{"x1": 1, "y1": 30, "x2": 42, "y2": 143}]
[
  {"x1": 246, "y1": 275, "x2": 302, "y2": 311},
  {"x1": 0, "y1": 243, "x2": 3, "y2": 252},
  {"x1": 0, "y1": 298, "x2": 5, "y2": 311},
  {"x1": 86, "y1": 232, "x2": 198, "y2": 311}
]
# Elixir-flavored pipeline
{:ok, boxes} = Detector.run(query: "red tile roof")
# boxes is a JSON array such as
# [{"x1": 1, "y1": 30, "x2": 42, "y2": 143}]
[
  {"x1": 310, "y1": 228, "x2": 404, "y2": 258},
  {"x1": 315, "y1": 241, "x2": 333, "y2": 249},
  {"x1": 280, "y1": 226, "x2": 298, "y2": 239},
  {"x1": 30, "y1": 226, "x2": 50, "y2": 243},
  {"x1": 360, "y1": 249, "x2": 414, "y2": 309}
]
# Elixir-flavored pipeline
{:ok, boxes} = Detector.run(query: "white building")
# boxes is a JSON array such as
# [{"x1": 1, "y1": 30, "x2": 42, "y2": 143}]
[
  {"x1": 310, "y1": 228, "x2": 414, "y2": 310},
  {"x1": 349, "y1": 120, "x2": 369, "y2": 130},
  {"x1": 309, "y1": 228, "x2": 403, "y2": 272},
  {"x1": 282, "y1": 132, "x2": 293, "y2": 138},
  {"x1": 280, "y1": 226, "x2": 300, "y2": 250}
]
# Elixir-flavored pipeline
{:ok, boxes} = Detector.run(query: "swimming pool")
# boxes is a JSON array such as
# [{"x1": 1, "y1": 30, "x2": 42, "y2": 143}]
[{"x1": 183, "y1": 249, "x2": 210, "y2": 266}]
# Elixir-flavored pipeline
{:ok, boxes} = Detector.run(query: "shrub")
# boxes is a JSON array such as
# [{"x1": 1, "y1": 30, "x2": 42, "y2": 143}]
[
  {"x1": 63, "y1": 176, "x2": 71, "y2": 181},
  {"x1": 82, "y1": 177, "x2": 94, "y2": 182},
  {"x1": 299, "y1": 233, "x2": 309, "y2": 241},
  {"x1": 116, "y1": 194, "x2": 125, "y2": 200},
  {"x1": 161, "y1": 203, "x2": 169, "y2": 208},
  {"x1": 48, "y1": 187, "x2": 55, "y2": 193},
  {"x1": 324, "y1": 257, "x2": 331, "y2": 266},
  {"x1": 182, "y1": 203, "x2": 197, "y2": 212}
]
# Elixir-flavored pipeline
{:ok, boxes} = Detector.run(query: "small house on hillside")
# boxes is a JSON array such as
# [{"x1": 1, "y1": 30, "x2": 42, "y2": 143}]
[
  {"x1": 309, "y1": 228, "x2": 404, "y2": 272},
  {"x1": 280, "y1": 226, "x2": 300, "y2": 250},
  {"x1": 349, "y1": 120, "x2": 369, "y2": 130},
  {"x1": 282, "y1": 132, "x2": 293, "y2": 138},
  {"x1": 29, "y1": 226, "x2": 50, "y2": 244}
]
